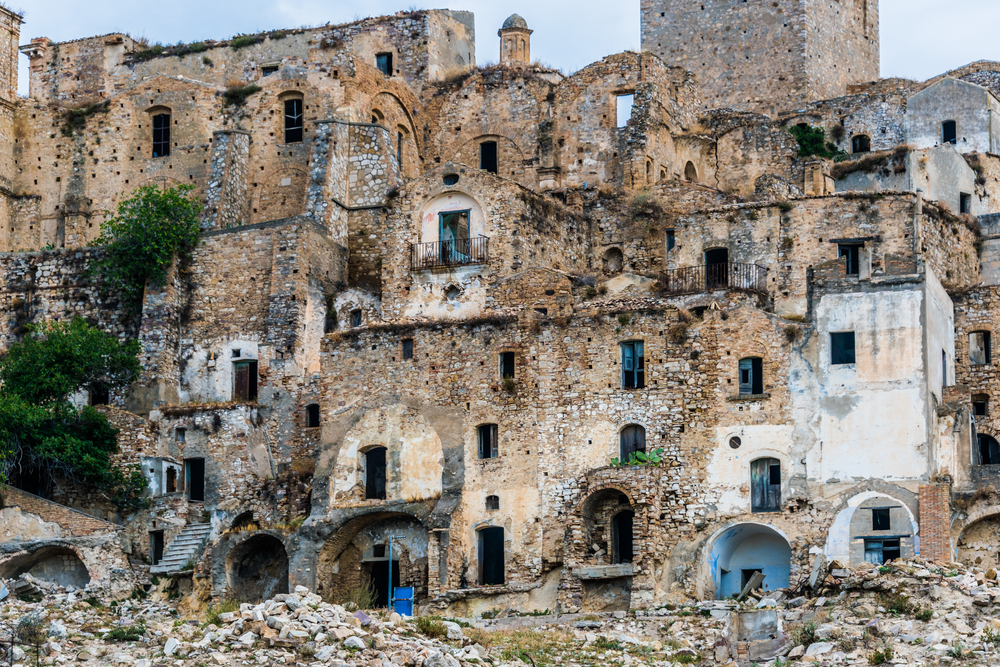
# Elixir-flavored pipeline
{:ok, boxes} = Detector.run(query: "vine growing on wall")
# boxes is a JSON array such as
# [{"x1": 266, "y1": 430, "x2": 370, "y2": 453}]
[
  {"x1": 89, "y1": 184, "x2": 202, "y2": 314},
  {"x1": 0, "y1": 318, "x2": 147, "y2": 513}
]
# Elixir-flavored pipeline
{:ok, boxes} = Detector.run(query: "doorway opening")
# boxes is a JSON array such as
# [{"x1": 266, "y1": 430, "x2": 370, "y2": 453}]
[{"x1": 611, "y1": 510, "x2": 634, "y2": 564}]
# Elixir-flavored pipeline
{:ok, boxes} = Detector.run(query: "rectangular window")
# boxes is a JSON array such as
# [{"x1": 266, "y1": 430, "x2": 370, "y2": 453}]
[
  {"x1": 233, "y1": 360, "x2": 258, "y2": 401},
  {"x1": 150, "y1": 531, "x2": 164, "y2": 566},
  {"x1": 365, "y1": 448, "x2": 387, "y2": 500},
  {"x1": 943, "y1": 120, "x2": 957, "y2": 145},
  {"x1": 376, "y1": 52, "x2": 393, "y2": 76},
  {"x1": 185, "y1": 458, "x2": 205, "y2": 502},
  {"x1": 351, "y1": 310, "x2": 363, "y2": 327},
  {"x1": 175, "y1": 428, "x2": 186, "y2": 443},
  {"x1": 480, "y1": 141, "x2": 498, "y2": 174},
  {"x1": 500, "y1": 352, "x2": 515, "y2": 379},
  {"x1": 616, "y1": 93, "x2": 634, "y2": 128},
  {"x1": 152, "y1": 113, "x2": 171, "y2": 158},
  {"x1": 751, "y1": 458, "x2": 781, "y2": 513},
  {"x1": 397, "y1": 131, "x2": 404, "y2": 166},
  {"x1": 960, "y1": 192, "x2": 972, "y2": 215},
  {"x1": 666, "y1": 229, "x2": 675, "y2": 252},
  {"x1": 830, "y1": 331, "x2": 856, "y2": 365},
  {"x1": 943, "y1": 350, "x2": 949, "y2": 386},
  {"x1": 486, "y1": 495, "x2": 500, "y2": 510},
  {"x1": 402, "y1": 338, "x2": 414, "y2": 360},
  {"x1": 306, "y1": 404, "x2": 320, "y2": 428},
  {"x1": 970, "y1": 331, "x2": 991, "y2": 365},
  {"x1": 974, "y1": 399, "x2": 988, "y2": 417},
  {"x1": 261, "y1": 65, "x2": 279, "y2": 76},
  {"x1": 838, "y1": 244, "x2": 861, "y2": 276},
  {"x1": 478, "y1": 424, "x2": 498, "y2": 459},
  {"x1": 872, "y1": 508, "x2": 891, "y2": 531},
  {"x1": 89, "y1": 386, "x2": 110, "y2": 406},
  {"x1": 864, "y1": 538, "x2": 901, "y2": 565},
  {"x1": 738, "y1": 357, "x2": 763, "y2": 395},
  {"x1": 621, "y1": 341, "x2": 645, "y2": 389},
  {"x1": 284, "y1": 99, "x2": 303, "y2": 143}
]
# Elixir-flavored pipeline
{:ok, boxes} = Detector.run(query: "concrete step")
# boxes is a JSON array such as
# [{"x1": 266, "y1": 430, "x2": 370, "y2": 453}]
[{"x1": 151, "y1": 522, "x2": 215, "y2": 574}]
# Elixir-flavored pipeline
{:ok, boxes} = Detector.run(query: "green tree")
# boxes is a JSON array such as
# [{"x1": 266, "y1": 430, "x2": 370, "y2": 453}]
[
  {"x1": 0, "y1": 318, "x2": 147, "y2": 513},
  {"x1": 89, "y1": 184, "x2": 202, "y2": 313},
  {"x1": 788, "y1": 124, "x2": 843, "y2": 159}
]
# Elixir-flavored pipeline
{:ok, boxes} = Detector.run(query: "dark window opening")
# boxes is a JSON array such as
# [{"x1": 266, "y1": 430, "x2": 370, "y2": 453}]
[
  {"x1": 943, "y1": 350, "x2": 949, "y2": 385},
  {"x1": 979, "y1": 434, "x2": 1000, "y2": 465},
  {"x1": 684, "y1": 161, "x2": 698, "y2": 182},
  {"x1": 751, "y1": 458, "x2": 781, "y2": 512},
  {"x1": 851, "y1": 135, "x2": 871, "y2": 153},
  {"x1": 284, "y1": 99, "x2": 303, "y2": 143},
  {"x1": 152, "y1": 113, "x2": 171, "y2": 158},
  {"x1": 262, "y1": 66, "x2": 279, "y2": 76},
  {"x1": 373, "y1": 544, "x2": 386, "y2": 557},
  {"x1": 970, "y1": 331, "x2": 991, "y2": 365},
  {"x1": 397, "y1": 131, "x2": 404, "y2": 166},
  {"x1": 185, "y1": 458, "x2": 205, "y2": 502},
  {"x1": 234, "y1": 360, "x2": 259, "y2": 401},
  {"x1": 831, "y1": 332, "x2": 856, "y2": 365},
  {"x1": 974, "y1": 394, "x2": 989, "y2": 417},
  {"x1": 89, "y1": 386, "x2": 109, "y2": 406},
  {"x1": 864, "y1": 538, "x2": 901, "y2": 565},
  {"x1": 376, "y1": 52, "x2": 393, "y2": 76},
  {"x1": 872, "y1": 507, "x2": 891, "y2": 531},
  {"x1": 620, "y1": 424, "x2": 646, "y2": 461},
  {"x1": 742, "y1": 569, "x2": 763, "y2": 591},
  {"x1": 402, "y1": 338, "x2": 414, "y2": 360},
  {"x1": 351, "y1": 310, "x2": 362, "y2": 327},
  {"x1": 480, "y1": 141, "x2": 498, "y2": 174},
  {"x1": 943, "y1": 120, "x2": 957, "y2": 145},
  {"x1": 365, "y1": 447, "x2": 387, "y2": 500},
  {"x1": 960, "y1": 192, "x2": 972, "y2": 215},
  {"x1": 838, "y1": 244, "x2": 862, "y2": 275},
  {"x1": 305, "y1": 403, "x2": 320, "y2": 428},
  {"x1": 486, "y1": 495, "x2": 500, "y2": 510},
  {"x1": 443, "y1": 174, "x2": 460, "y2": 186},
  {"x1": 478, "y1": 424, "x2": 499, "y2": 459},
  {"x1": 176, "y1": 428, "x2": 186, "y2": 443},
  {"x1": 666, "y1": 229, "x2": 675, "y2": 252},
  {"x1": 165, "y1": 467, "x2": 177, "y2": 494},
  {"x1": 150, "y1": 531, "x2": 164, "y2": 566},
  {"x1": 611, "y1": 510, "x2": 634, "y2": 564},
  {"x1": 738, "y1": 357, "x2": 763, "y2": 395},
  {"x1": 233, "y1": 349, "x2": 241, "y2": 358},
  {"x1": 500, "y1": 352, "x2": 515, "y2": 379},
  {"x1": 621, "y1": 341, "x2": 645, "y2": 389},
  {"x1": 478, "y1": 527, "x2": 505, "y2": 585}
]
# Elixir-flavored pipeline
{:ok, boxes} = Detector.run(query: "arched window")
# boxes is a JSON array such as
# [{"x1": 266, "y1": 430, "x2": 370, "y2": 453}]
[
  {"x1": 305, "y1": 403, "x2": 320, "y2": 428},
  {"x1": 646, "y1": 161, "x2": 653, "y2": 183},
  {"x1": 365, "y1": 447, "x2": 387, "y2": 499},
  {"x1": 486, "y1": 495, "x2": 500, "y2": 510},
  {"x1": 620, "y1": 424, "x2": 646, "y2": 461},
  {"x1": 943, "y1": 120, "x2": 957, "y2": 145},
  {"x1": 751, "y1": 458, "x2": 781, "y2": 512},
  {"x1": 371, "y1": 109, "x2": 385, "y2": 125},
  {"x1": 979, "y1": 434, "x2": 1000, "y2": 465},
  {"x1": 684, "y1": 161, "x2": 698, "y2": 182},
  {"x1": 477, "y1": 424, "x2": 498, "y2": 459},
  {"x1": 603, "y1": 247, "x2": 624, "y2": 274},
  {"x1": 851, "y1": 135, "x2": 871, "y2": 153},
  {"x1": 738, "y1": 357, "x2": 763, "y2": 395},
  {"x1": 283, "y1": 96, "x2": 303, "y2": 143}
]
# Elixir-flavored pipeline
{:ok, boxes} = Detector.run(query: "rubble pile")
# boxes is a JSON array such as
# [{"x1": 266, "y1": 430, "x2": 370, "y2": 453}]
[{"x1": 3, "y1": 557, "x2": 1000, "y2": 666}]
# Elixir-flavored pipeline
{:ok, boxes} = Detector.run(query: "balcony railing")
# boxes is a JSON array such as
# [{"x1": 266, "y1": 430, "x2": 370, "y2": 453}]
[
  {"x1": 659, "y1": 262, "x2": 768, "y2": 296},
  {"x1": 410, "y1": 237, "x2": 489, "y2": 271}
]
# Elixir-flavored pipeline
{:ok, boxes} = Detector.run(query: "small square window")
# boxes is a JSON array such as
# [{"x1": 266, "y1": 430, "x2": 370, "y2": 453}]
[
  {"x1": 486, "y1": 495, "x2": 500, "y2": 510},
  {"x1": 232, "y1": 349, "x2": 241, "y2": 358},
  {"x1": 974, "y1": 396, "x2": 988, "y2": 416},
  {"x1": 373, "y1": 544, "x2": 386, "y2": 558},
  {"x1": 872, "y1": 508, "x2": 890, "y2": 531},
  {"x1": 831, "y1": 331, "x2": 856, "y2": 365}
]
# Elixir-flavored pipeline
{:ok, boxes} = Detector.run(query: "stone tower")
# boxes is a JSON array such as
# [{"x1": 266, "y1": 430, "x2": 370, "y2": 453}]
[
  {"x1": 499, "y1": 14, "x2": 532, "y2": 67},
  {"x1": 641, "y1": 0, "x2": 879, "y2": 114},
  {"x1": 0, "y1": 5, "x2": 21, "y2": 191}
]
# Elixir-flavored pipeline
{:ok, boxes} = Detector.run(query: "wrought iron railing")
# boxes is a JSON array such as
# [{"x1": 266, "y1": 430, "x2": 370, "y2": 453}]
[
  {"x1": 410, "y1": 237, "x2": 489, "y2": 270},
  {"x1": 659, "y1": 262, "x2": 768, "y2": 296}
]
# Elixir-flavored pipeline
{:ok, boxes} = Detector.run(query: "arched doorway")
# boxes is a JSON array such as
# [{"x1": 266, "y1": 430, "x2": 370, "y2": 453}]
[
  {"x1": 0, "y1": 545, "x2": 90, "y2": 588},
  {"x1": 957, "y1": 514, "x2": 1000, "y2": 567},
  {"x1": 226, "y1": 533, "x2": 289, "y2": 602},
  {"x1": 684, "y1": 161, "x2": 698, "y2": 182},
  {"x1": 705, "y1": 523, "x2": 790, "y2": 599}
]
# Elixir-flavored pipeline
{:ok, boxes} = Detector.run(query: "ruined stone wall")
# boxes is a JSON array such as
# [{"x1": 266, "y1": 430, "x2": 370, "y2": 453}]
[{"x1": 954, "y1": 285, "x2": 1000, "y2": 458}]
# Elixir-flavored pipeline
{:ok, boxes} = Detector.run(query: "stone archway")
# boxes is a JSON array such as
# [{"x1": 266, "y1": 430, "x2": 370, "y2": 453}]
[
  {"x1": 703, "y1": 523, "x2": 791, "y2": 599},
  {"x1": 957, "y1": 514, "x2": 1000, "y2": 567},
  {"x1": 226, "y1": 533, "x2": 289, "y2": 601},
  {"x1": 316, "y1": 511, "x2": 428, "y2": 607},
  {"x1": 0, "y1": 545, "x2": 91, "y2": 588}
]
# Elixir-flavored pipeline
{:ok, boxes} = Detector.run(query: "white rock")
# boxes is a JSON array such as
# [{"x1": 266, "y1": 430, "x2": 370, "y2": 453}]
[
  {"x1": 163, "y1": 638, "x2": 180, "y2": 656},
  {"x1": 344, "y1": 636, "x2": 366, "y2": 649}
]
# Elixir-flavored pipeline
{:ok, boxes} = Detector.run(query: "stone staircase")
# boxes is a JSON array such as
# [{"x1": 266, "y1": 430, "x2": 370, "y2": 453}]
[{"x1": 150, "y1": 523, "x2": 213, "y2": 574}]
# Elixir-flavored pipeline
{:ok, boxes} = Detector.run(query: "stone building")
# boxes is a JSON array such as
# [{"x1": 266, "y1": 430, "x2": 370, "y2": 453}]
[{"x1": 3, "y1": 1, "x2": 1000, "y2": 613}]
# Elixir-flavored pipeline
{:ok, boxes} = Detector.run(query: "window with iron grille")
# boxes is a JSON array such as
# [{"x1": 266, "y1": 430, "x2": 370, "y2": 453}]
[
  {"x1": 152, "y1": 113, "x2": 171, "y2": 157},
  {"x1": 284, "y1": 99, "x2": 303, "y2": 143}
]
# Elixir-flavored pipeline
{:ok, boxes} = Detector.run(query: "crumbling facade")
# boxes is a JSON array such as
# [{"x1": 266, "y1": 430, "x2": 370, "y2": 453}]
[{"x1": 5, "y1": 1, "x2": 1000, "y2": 613}]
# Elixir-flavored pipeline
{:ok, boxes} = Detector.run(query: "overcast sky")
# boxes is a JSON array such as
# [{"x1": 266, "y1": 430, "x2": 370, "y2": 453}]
[{"x1": 15, "y1": 1, "x2": 1000, "y2": 97}]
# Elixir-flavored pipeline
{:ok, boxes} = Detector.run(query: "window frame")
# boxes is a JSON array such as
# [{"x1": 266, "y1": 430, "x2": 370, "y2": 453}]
[
  {"x1": 666, "y1": 229, "x2": 675, "y2": 252},
  {"x1": 851, "y1": 134, "x2": 871, "y2": 154},
  {"x1": 284, "y1": 98, "x2": 304, "y2": 144},
  {"x1": 750, "y1": 457, "x2": 782, "y2": 513},
  {"x1": 500, "y1": 351, "x2": 515, "y2": 380},
  {"x1": 350, "y1": 310, "x2": 363, "y2": 328},
  {"x1": 838, "y1": 243, "x2": 862, "y2": 276},
  {"x1": 364, "y1": 447, "x2": 388, "y2": 500},
  {"x1": 960, "y1": 192, "x2": 972, "y2": 215},
  {"x1": 305, "y1": 403, "x2": 320, "y2": 428},
  {"x1": 830, "y1": 331, "x2": 857, "y2": 365},
  {"x1": 970, "y1": 331, "x2": 992, "y2": 365},
  {"x1": 738, "y1": 357, "x2": 763, "y2": 396},
  {"x1": 621, "y1": 341, "x2": 645, "y2": 389},
  {"x1": 375, "y1": 52, "x2": 393, "y2": 76},
  {"x1": 619, "y1": 424, "x2": 647, "y2": 461},
  {"x1": 152, "y1": 113, "x2": 171, "y2": 158},
  {"x1": 864, "y1": 538, "x2": 901, "y2": 565},
  {"x1": 477, "y1": 424, "x2": 499, "y2": 460},
  {"x1": 486, "y1": 494, "x2": 500, "y2": 510},
  {"x1": 979, "y1": 433, "x2": 1000, "y2": 465},
  {"x1": 871, "y1": 507, "x2": 891, "y2": 531},
  {"x1": 402, "y1": 338, "x2": 414, "y2": 360},
  {"x1": 233, "y1": 360, "x2": 259, "y2": 401}
]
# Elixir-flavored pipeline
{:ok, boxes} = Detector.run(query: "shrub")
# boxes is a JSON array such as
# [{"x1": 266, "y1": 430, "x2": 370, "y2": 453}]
[
  {"x1": 414, "y1": 616, "x2": 447, "y2": 639},
  {"x1": 777, "y1": 201, "x2": 794, "y2": 213},
  {"x1": 915, "y1": 608, "x2": 933, "y2": 621},
  {"x1": 791, "y1": 622, "x2": 818, "y2": 647},
  {"x1": 202, "y1": 56, "x2": 214, "y2": 66},
  {"x1": 867, "y1": 646, "x2": 894, "y2": 666},
  {"x1": 784, "y1": 324, "x2": 801, "y2": 342},
  {"x1": 667, "y1": 323, "x2": 689, "y2": 344},
  {"x1": 337, "y1": 578, "x2": 377, "y2": 611},
  {"x1": 61, "y1": 102, "x2": 110, "y2": 137},
  {"x1": 223, "y1": 83, "x2": 263, "y2": 107},
  {"x1": 502, "y1": 376, "x2": 517, "y2": 393},
  {"x1": 585, "y1": 286, "x2": 598, "y2": 298},
  {"x1": 15, "y1": 613, "x2": 46, "y2": 645},
  {"x1": 877, "y1": 592, "x2": 915, "y2": 615},
  {"x1": 205, "y1": 597, "x2": 241, "y2": 626},
  {"x1": 594, "y1": 636, "x2": 622, "y2": 650},
  {"x1": 104, "y1": 621, "x2": 146, "y2": 642},
  {"x1": 230, "y1": 35, "x2": 261, "y2": 50},
  {"x1": 788, "y1": 124, "x2": 843, "y2": 159}
]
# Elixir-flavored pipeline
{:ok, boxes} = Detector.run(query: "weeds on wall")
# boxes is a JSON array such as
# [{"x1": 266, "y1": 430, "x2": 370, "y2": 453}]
[
  {"x1": 61, "y1": 102, "x2": 110, "y2": 137},
  {"x1": 788, "y1": 124, "x2": 843, "y2": 159},
  {"x1": 223, "y1": 83, "x2": 263, "y2": 107}
]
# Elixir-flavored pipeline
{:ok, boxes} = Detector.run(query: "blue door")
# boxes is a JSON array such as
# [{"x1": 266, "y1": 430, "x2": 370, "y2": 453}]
[{"x1": 392, "y1": 586, "x2": 414, "y2": 616}]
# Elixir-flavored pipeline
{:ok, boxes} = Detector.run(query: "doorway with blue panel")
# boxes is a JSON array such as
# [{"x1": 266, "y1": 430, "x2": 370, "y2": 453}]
[{"x1": 439, "y1": 210, "x2": 470, "y2": 264}]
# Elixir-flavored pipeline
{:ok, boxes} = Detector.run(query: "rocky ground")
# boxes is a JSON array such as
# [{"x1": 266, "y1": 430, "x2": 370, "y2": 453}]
[{"x1": 3, "y1": 557, "x2": 1000, "y2": 666}]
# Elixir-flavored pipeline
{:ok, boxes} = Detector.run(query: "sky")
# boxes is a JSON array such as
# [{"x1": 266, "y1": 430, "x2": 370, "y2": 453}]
[{"x1": 14, "y1": 0, "x2": 1000, "y2": 97}]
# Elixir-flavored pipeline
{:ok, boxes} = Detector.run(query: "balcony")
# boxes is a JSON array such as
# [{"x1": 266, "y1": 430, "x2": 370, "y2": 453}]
[
  {"x1": 659, "y1": 262, "x2": 768, "y2": 296},
  {"x1": 410, "y1": 237, "x2": 489, "y2": 271}
]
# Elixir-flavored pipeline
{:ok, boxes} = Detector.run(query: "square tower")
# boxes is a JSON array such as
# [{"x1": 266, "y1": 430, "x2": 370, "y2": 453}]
[{"x1": 641, "y1": 0, "x2": 879, "y2": 114}]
